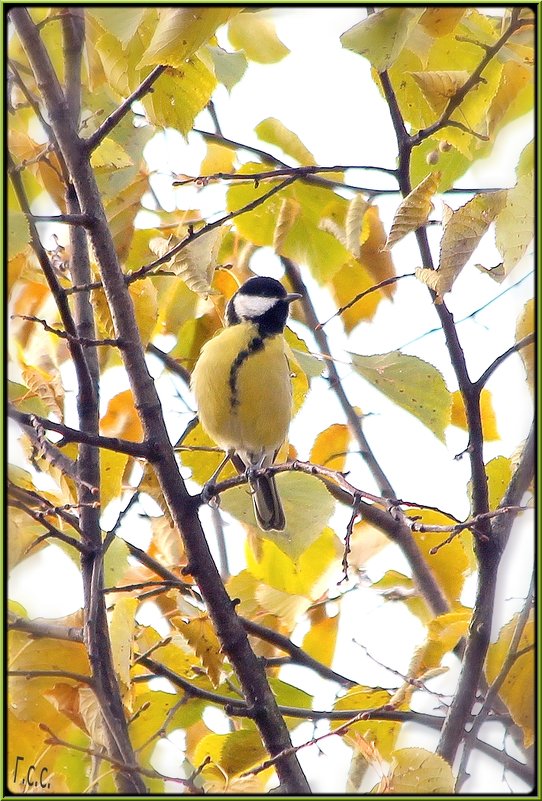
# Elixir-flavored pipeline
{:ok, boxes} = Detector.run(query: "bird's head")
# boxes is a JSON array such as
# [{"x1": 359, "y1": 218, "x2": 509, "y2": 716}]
[{"x1": 226, "y1": 276, "x2": 301, "y2": 335}]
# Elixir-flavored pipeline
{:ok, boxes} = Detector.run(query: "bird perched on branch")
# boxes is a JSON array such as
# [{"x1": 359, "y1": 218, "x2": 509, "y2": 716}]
[{"x1": 191, "y1": 276, "x2": 301, "y2": 530}]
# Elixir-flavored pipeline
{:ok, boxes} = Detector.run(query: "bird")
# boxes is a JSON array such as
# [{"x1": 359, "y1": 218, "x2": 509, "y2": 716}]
[{"x1": 191, "y1": 276, "x2": 301, "y2": 531}]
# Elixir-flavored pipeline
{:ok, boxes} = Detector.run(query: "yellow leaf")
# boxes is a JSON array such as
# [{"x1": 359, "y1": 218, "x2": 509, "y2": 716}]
[
  {"x1": 419, "y1": 8, "x2": 465, "y2": 36},
  {"x1": 90, "y1": 137, "x2": 133, "y2": 170},
  {"x1": 470, "y1": 455, "x2": 512, "y2": 511},
  {"x1": 358, "y1": 205, "x2": 396, "y2": 291},
  {"x1": 8, "y1": 632, "x2": 89, "y2": 724},
  {"x1": 410, "y1": 70, "x2": 470, "y2": 114},
  {"x1": 246, "y1": 526, "x2": 341, "y2": 599},
  {"x1": 193, "y1": 730, "x2": 268, "y2": 778},
  {"x1": 301, "y1": 614, "x2": 338, "y2": 668},
  {"x1": 283, "y1": 331, "x2": 310, "y2": 417},
  {"x1": 100, "y1": 449, "x2": 130, "y2": 511},
  {"x1": 345, "y1": 195, "x2": 370, "y2": 258},
  {"x1": 142, "y1": 61, "x2": 217, "y2": 137},
  {"x1": 437, "y1": 191, "x2": 507, "y2": 296},
  {"x1": 149, "y1": 228, "x2": 224, "y2": 296},
  {"x1": 255, "y1": 585, "x2": 310, "y2": 629},
  {"x1": 348, "y1": 521, "x2": 391, "y2": 567},
  {"x1": 100, "y1": 389, "x2": 143, "y2": 442},
  {"x1": 255, "y1": 117, "x2": 315, "y2": 166},
  {"x1": 200, "y1": 142, "x2": 235, "y2": 176},
  {"x1": 19, "y1": 360, "x2": 64, "y2": 419},
  {"x1": 485, "y1": 610, "x2": 534, "y2": 746},
  {"x1": 402, "y1": 609, "x2": 471, "y2": 705},
  {"x1": 385, "y1": 172, "x2": 440, "y2": 249},
  {"x1": 495, "y1": 171, "x2": 534, "y2": 274},
  {"x1": 155, "y1": 273, "x2": 199, "y2": 335},
  {"x1": 273, "y1": 197, "x2": 301, "y2": 253},
  {"x1": 405, "y1": 509, "x2": 471, "y2": 606},
  {"x1": 44, "y1": 682, "x2": 87, "y2": 732},
  {"x1": 172, "y1": 615, "x2": 223, "y2": 687},
  {"x1": 228, "y1": 11, "x2": 289, "y2": 64},
  {"x1": 487, "y1": 61, "x2": 531, "y2": 138},
  {"x1": 350, "y1": 351, "x2": 452, "y2": 442},
  {"x1": 138, "y1": 463, "x2": 175, "y2": 528},
  {"x1": 109, "y1": 596, "x2": 138, "y2": 688},
  {"x1": 341, "y1": 9, "x2": 423, "y2": 71},
  {"x1": 310, "y1": 423, "x2": 350, "y2": 472},
  {"x1": 139, "y1": 7, "x2": 237, "y2": 68},
  {"x1": 516, "y1": 299, "x2": 534, "y2": 393},
  {"x1": 78, "y1": 686, "x2": 108, "y2": 748},
  {"x1": 373, "y1": 570, "x2": 432, "y2": 624},
  {"x1": 382, "y1": 748, "x2": 455, "y2": 793},
  {"x1": 226, "y1": 162, "x2": 350, "y2": 284},
  {"x1": 332, "y1": 686, "x2": 401, "y2": 760},
  {"x1": 450, "y1": 388, "x2": 499, "y2": 441},
  {"x1": 330, "y1": 259, "x2": 387, "y2": 331},
  {"x1": 131, "y1": 278, "x2": 159, "y2": 346},
  {"x1": 105, "y1": 172, "x2": 149, "y2": 263}
]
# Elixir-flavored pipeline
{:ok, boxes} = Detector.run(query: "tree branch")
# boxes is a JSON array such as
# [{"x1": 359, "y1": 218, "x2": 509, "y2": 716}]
[
  {"x1": 9, "y1": 406, "x2": 152, "y2": 460},
  {"x1": 85, "y1": 66, "x2": 166, "y2": 151}
]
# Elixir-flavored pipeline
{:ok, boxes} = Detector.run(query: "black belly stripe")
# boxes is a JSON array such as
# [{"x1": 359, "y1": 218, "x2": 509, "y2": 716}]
[{"x1": 229, "y1": 334, "x2": 265, "y2": 410}]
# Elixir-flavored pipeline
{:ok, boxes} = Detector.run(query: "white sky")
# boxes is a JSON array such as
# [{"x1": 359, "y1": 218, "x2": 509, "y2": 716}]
[{"x1": 9, "y1": 8, "x2": 534, "y2": 794}]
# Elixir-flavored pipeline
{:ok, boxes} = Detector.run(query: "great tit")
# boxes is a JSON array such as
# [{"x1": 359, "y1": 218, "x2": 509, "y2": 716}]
[{"x1": 191, "y1": 276, "x2": 301, "y2": 531}]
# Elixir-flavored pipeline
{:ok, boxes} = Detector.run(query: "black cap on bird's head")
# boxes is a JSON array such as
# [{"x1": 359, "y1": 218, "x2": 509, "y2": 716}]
[{"x1": 226, "y1": 276, "x2": 301, "y2": 334}]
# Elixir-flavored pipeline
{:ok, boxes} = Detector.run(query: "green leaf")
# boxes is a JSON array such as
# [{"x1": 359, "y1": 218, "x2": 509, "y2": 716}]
[
  {"x1": 139, "y1": 7, "x2": 237, "y2": 69},
  {"x1": 109, "y1": 596, "x2": 137, "y2": 686},
  {"x1": 208, "y1": 45, "x2": 247, "y2": 92},
  {"x1": 8, "y1": 211, "x2": 30, "y2": 261},
  {"x1": 255, "y1": 117, "x2": 315, "y2": 166},
  {"x1": 226, "y1": 163, "x2": 350, "y2": 283},
  {"x1": 228, "y1": 11, "x2": 290, "y2": 64},
  {"x1": 222, "y1": 472, "x2": 336, "y2": 560},
  {"x1": 8, "y1": 380, "x2": 50, "y2": 416},
  {"x1": 340, "y1": 8, "x2": 423, "y2": 71},
  {"x1": 350, "y1": 351, "x2": 452, "y2": 441}
]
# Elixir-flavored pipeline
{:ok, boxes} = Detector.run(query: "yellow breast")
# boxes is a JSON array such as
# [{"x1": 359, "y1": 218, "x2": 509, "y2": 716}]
[{"x1": 191, "y1": 322, "x2": 293, "y2": 454}]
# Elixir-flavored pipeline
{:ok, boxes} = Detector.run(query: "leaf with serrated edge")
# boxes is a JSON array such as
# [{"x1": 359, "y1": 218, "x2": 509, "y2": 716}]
[
  {"x1": 351, "y1": 350, "x2": 452, "y2": 441},
  {"x1": 385, "y1": 172, "x2": 440, "y2": 249},
  {"x1": 410, "y1": 70, "x2": 470, "y2": 113},
  {"x1": 256, "y1": 117, "x2": 315, "y2": 166},
  {"x1": 341, "y1": 8, "x2": 423, "y2": 71},
  {"x1": 495, "y1": 171, "x2": 534, "y2": 274},
  {"x1": 139, "y1": 7, "x2": 237, "y2": 68},
  {"x1": 486, "y1": 610, "x2": 534, "y2": 746},
  {"x1": 437, "y1": 191, "x2": 507, "y2": 295}
]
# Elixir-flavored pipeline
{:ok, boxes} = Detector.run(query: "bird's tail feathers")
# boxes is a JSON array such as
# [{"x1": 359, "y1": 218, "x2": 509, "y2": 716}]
[
  {"x1": 231, "y1": 452, "x2": 285, "y2": 531},
  {"x1": 251, "y1": 473, "x2": 285, "y2": 531}
]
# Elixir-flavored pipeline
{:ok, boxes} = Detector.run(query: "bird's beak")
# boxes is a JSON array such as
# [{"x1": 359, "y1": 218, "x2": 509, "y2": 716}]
[{"x1": 285, "y1": 292, "x2": 302, "y2": 303}]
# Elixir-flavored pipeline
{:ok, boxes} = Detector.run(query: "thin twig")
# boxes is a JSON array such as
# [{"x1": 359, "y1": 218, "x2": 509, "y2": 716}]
[{"x1": 85, "y1": 66, "x2": 166, "y2": 151}]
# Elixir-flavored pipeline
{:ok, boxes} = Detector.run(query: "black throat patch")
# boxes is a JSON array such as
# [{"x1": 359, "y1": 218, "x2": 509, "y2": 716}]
[{"x1": 229, "y1": 333, "x2": 266, "y2": 410}]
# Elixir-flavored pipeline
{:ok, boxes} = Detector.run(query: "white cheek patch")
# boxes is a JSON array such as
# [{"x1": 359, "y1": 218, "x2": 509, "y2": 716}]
[{"x1": 234, "y1": 294, "x2": 278, "y2": 318}]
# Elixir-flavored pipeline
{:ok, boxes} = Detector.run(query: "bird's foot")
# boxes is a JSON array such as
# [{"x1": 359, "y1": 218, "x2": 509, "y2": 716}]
[{"x1": 201, "y1": 482, "x2": 220, "y2": 508}]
